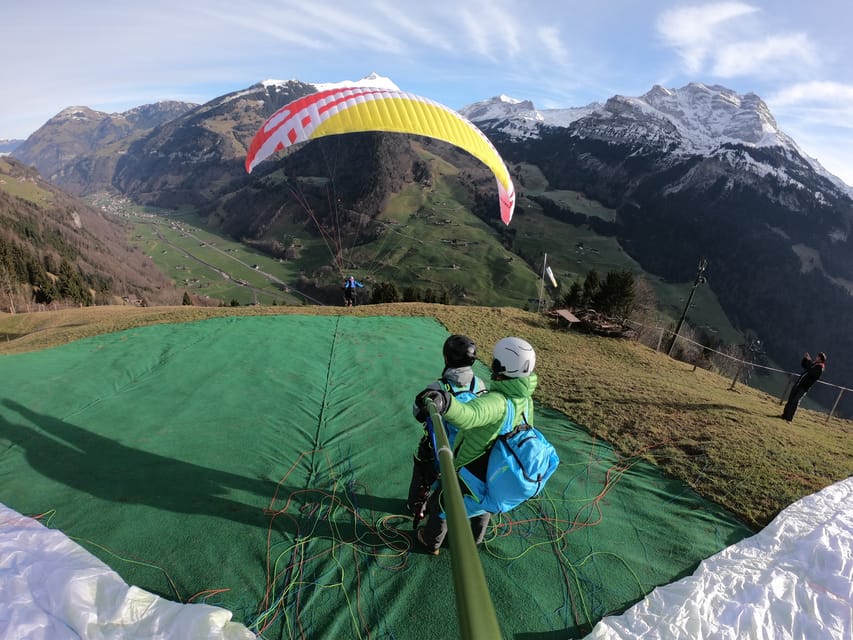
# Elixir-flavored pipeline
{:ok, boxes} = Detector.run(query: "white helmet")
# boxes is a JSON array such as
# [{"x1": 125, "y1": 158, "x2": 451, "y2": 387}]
[{"x1": 491, "y1": 337, "x2": 536, "y2": 378}]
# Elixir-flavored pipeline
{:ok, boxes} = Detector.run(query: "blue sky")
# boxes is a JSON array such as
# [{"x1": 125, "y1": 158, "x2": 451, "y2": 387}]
[{"x1": 4, "y1": 0, "x2": 853, "y2": 185}]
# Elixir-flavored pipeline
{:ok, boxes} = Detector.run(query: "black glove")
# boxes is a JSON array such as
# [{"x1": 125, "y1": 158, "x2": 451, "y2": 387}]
[
  {"x1": 414, "y1": 405, "x2": 430, "y2": 423},
  {"x1": 415, "y1": 388, "x2": 451, "y2": 417}
]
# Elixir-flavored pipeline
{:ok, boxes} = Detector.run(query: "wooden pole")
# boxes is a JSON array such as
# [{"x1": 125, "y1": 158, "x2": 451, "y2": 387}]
[
  {"x1": 827, "y1": 388, "x2": 844, "y2": 423},
  {"x1": 729, "y1": 364, "x2": 743, "y2": 390},
  {"x1": 667, "y1": 258, "x2": 708, "y2": 357}
]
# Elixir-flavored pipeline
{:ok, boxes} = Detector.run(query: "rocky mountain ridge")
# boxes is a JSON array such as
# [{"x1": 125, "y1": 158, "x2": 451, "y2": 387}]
[
  {"x1": 463, "y1": 82, "x2": 852, "y2": 198},
  {"x1": 12, "y1": 100, "x2": 199, "y2": 192}
]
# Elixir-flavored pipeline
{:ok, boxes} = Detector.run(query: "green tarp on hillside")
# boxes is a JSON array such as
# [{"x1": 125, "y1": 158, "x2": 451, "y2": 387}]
[{"x1": 0, "y1": 315, "x2": 752, "y2": 639}]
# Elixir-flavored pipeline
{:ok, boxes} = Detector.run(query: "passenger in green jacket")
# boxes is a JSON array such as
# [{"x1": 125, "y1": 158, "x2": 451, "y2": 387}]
[{"x1": 413, "y1": 336, "x2": 538, "y2": 555}]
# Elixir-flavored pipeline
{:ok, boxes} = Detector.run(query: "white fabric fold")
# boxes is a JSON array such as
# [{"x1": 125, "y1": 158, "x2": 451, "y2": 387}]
[
  {"x1": 587, "y1": 477, "x2": 853, "y2": 640},
  {"x1": 0, "y1": 504, "x2": 256, "y2": 640}
]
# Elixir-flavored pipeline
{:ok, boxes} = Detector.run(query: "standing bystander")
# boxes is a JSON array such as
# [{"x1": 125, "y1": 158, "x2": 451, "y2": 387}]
[{"x1": 781, "y1": 351, "x2": 827, "y2": 422}]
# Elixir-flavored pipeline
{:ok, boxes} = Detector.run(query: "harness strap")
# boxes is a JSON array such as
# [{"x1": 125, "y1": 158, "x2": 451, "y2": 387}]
[
  {"x1": 440, "y1": 376, "x2": 480, "y2": 396},
  {"x1": 498, "y1": 397, "x2": 534, "y2": 439}
]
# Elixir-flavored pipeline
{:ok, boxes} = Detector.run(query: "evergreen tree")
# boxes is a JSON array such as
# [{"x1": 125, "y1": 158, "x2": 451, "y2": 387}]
[
  {"x1": 43, "y1": 254, "x2": 58, "y2": 276},
  {"x1": 385, "y1": 282, "x2": 401, "y2": 303},
  {"x1": 594, "y1": 270, "x2": 636, "y2": 317},
  {"x1": 562, "y1": 281, "x2": 583, "y2": 309},
  {"x1": 581, "y1": 269, "x2": 600, "y2": 308},
  {"x1": 370, "y1": 281, "x2": 401, "y2": 304},
  {"x1": 182, "y1": 291, "x2": 193, "y2": 306},
  {"x1": 57, "y1": 258, "x2": 92, "y2": 305}
]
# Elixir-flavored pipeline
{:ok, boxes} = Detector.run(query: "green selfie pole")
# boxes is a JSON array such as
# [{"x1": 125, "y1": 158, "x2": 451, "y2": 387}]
[{"x1": 426, "y1": 398, "x2": 503, "y2": 640}]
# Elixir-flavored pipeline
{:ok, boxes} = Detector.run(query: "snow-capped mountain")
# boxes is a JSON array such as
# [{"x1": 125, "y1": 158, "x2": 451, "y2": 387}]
[
  {"x1": 464, "y1": 83, "x2": 787, "y2": 149},
  {"x1": 463, "y1": 82, "x2": 851, "y2": 196},
  {"x1": 637, "y1": 84, "x2": 785, "y2": 148},
  {"x1": 460, "y1": 94, "x2": 598, "y2": 138}
]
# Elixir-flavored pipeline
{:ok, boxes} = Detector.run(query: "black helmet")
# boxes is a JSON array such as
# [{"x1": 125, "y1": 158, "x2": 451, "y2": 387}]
[{"x1": 443, "y1": 334, "x2": 477, "y2": 368}]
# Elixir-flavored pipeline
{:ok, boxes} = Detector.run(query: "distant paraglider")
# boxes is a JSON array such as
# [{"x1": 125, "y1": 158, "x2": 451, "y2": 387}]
[{"x1": 245, "y1": 85, "x2": 516, "y2": 225}]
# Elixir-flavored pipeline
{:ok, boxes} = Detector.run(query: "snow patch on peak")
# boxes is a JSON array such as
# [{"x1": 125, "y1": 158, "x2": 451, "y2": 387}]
[
  {"x1": 260, "y1": 78, "x2": 298, "y2": 88},
  {"x1": 362, "y1": 71, "x2": 390, "y2": 84},
  {"x1": 254, "y1": 74, "x2": 400, "y2": 102},
  {"x1": 643, "y1": 84, "x2": 675, "y2": 101},
  {"x1": 459, "y1": 95, "x2": 598, "y2": 139},
  {"x1": 313, "y1": 73, "x2": 399, "y2": 92},
  {"x1": 50, "y1": 106, "x2": 107, "y2": 125},
  {"x1": 460, "y1": 96, "x2": 537, "y2": 122},
  {"x1": 540, "y1": 104, "x2": 600, "y2": 128},
  {"x1": 498, "y1": 94, "x2": 523, "y2": 105},
  {"x1": 57, "y1": 106, "x2": 95, "y2": 118}
]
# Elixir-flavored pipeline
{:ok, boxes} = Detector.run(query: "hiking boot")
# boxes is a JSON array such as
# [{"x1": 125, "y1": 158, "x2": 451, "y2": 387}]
[{"x1": 416, "y1": 528, "x2": 439, "y2": 556}]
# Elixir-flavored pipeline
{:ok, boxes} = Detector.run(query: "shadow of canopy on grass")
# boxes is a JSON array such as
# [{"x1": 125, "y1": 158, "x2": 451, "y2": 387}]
[{"x1": 1, "y1": 400, "x2": 280, "y2": 529}]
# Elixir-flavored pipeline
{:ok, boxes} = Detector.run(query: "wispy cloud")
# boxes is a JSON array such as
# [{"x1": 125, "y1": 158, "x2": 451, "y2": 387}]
[
  {"x1": 538, "y1": 26, "x2": 570, "y2": 67},
  {"x1": 201, "y1": 7, "x2": 330, "y2": 50},
  {"x1": 292, "y1": 3, "x2": 410, "y2": 54},
  {"x1": 203, "y1": 1, "x2": 408, "y2": 54},
  {"x1": 370, "y1": 2, "x2": 455, "y2": 53},
  {"x1": 203, "y1": 0, "x2": 553, "y2": 68},
  {"x1": 656, "y1": 2, "x2": 819, "y2": 80},
  {"x1": 455, "y1": 1, "x2": 524, "y2": 60},
  {"x1": 456, "y1": 10, "x2": 493, "y2": 59},
  {"x1": 482, "y1": 2, "x2": 523, "y2": 59},
  {"x1": 712, "y1": 34, "x2": 818, "y2": 78},
  {"x1": 770, "y1": 81, "x2": 853, "y2": 107},
  {"x1": 657, "y1": 2, "x2": 759, "y2": 73},
  {"x1": 769, "y1": 81, "x2": 853, "y2": 127}
]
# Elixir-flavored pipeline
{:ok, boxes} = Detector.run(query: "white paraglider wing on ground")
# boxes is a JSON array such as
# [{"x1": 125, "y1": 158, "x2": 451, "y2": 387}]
[
  {"x1": 0, "y1": 504, "x2": 255, "y2": 640},
  {"x1": 587, "y1": 477, "x2": 853, "y2": 640}
]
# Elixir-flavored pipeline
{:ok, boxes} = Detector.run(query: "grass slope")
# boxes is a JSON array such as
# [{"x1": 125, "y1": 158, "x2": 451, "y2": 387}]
[
  {"x1": 89, "y1": 148, "x2": 750, "y2": 346},
  {"x1": 0, "y1": 158, "x2": 55, "y2": 206},
  {"x1": 1, "y1": 303, "x2": 850, "y2": 530}
]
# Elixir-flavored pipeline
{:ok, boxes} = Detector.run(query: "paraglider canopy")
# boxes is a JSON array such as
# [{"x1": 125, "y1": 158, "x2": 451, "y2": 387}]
[{"x1": 245, "y1": 86, "x2": 516, "y2": 225}]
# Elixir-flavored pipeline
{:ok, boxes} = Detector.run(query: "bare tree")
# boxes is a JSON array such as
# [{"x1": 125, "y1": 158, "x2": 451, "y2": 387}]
[{"x1": 0, "y1": 265, "x2": 17, "y2": 314}]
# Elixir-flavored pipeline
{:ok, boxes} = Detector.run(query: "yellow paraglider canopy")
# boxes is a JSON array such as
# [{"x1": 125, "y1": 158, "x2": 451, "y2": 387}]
[{"x1": 245, "y1": 86, "x2": 516, "y2": 224}]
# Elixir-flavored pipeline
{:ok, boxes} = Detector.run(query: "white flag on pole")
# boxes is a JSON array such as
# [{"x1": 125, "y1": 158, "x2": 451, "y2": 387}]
[{"x1": 545, "y1": 265, "x2": 558, "y2": 288}]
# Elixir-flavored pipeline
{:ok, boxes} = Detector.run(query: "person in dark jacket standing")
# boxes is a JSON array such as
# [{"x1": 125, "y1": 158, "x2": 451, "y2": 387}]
[{"x1": 781, "y1": 351, "x2": 826, "y2": 421}]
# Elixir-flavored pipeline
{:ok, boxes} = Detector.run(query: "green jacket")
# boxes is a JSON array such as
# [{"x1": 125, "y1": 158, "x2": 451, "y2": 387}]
[{"x1": 442, "y1": 374, "x2": 538, "y2": 468}]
